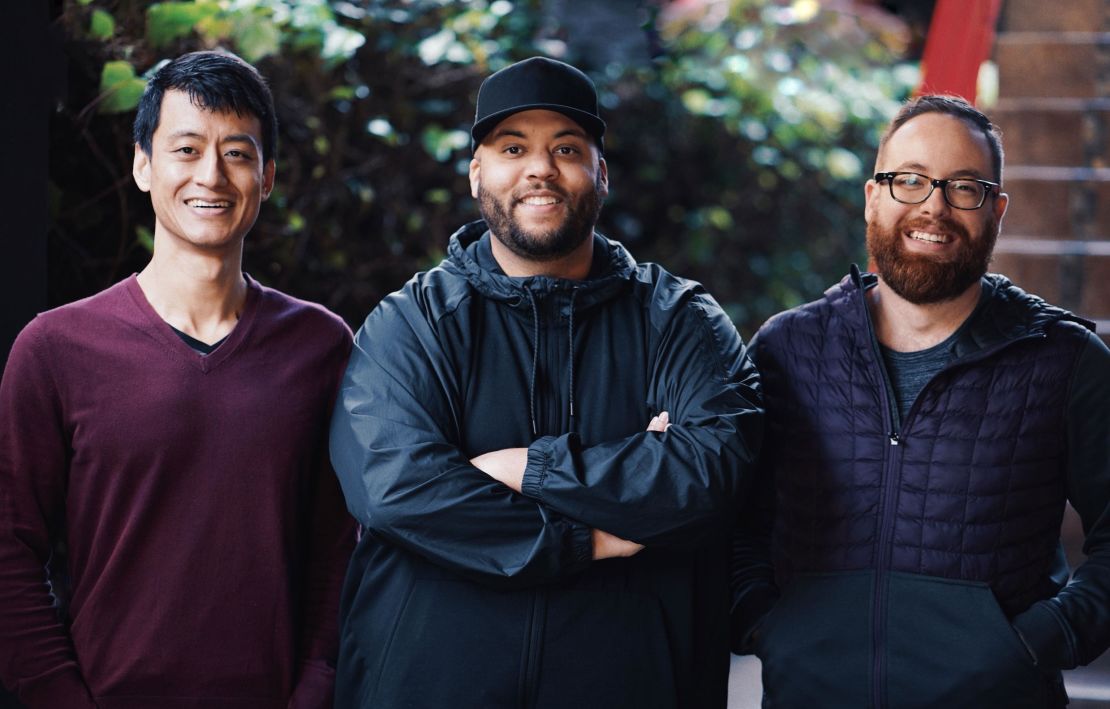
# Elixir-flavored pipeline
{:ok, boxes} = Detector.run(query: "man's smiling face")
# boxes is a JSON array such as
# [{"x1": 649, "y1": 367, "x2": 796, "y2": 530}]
[
  {"x1": 864, "y1": 112, "x2": 1008, "y2": 304},
  {"x1": 469, "y1": 109, "x2": 608, "y2": 262},
  {"x1": 133, "y1": 89, "x2": 275, "y2": 254}
]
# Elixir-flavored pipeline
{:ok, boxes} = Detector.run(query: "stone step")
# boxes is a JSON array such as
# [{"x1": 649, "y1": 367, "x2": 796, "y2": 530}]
[
  {"x1": 994, "y1": 33, "x2": 1109, "y2": 99},
  {"x1": 1000, "y1": 0, "x2": 1106, "y2": 33},
  {"x1": 990, "y1": 102, "x2": 1110, "y2": 167},
  {"x1": 1001, "y1": 167, "x2": 1110, "y2": 239}
]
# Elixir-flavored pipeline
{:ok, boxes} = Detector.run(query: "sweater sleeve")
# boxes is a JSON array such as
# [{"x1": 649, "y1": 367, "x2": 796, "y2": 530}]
[
  {"x1": 289, "y1": 330, "x2": 357, "y2": 709},
  {"x1": 0, "y1": 322, "x2": 98, "y2": 708},
  {"x1": 329, "y1": 298, "x2": 593, "y2": 589},
  {"x1": 520, "y1": 291, "x2": 763, "y2": 549},
  {"x1": 1013, "y1": 328, "x2": 1110, "y2": 670}
]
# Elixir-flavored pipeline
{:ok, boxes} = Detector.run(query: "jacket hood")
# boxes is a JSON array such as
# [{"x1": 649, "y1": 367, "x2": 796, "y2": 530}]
[
  {"x1": 445, "y1": 220, "x2": 637, "y2": 311},
  {"x1": 839, "y1": 264, "x2": 1094, "y2": 356}
]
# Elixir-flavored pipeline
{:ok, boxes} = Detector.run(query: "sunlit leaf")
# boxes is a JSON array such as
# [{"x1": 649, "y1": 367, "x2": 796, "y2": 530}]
[
  {"x1": 233, "y1": 13, "x2": 282, "y2": 62},
  {"x1": 98, "y1": 61, "x2": 146, "y2": 114},
  {"x1": 147, "y1": 2, "x2": 220, "y2": 47},
  {"x1": 136, "y1": 225, "x2": 155, "y2": 253},
  {"x1": 90, "y1": 9, "x2": 115, "y2": 40}
]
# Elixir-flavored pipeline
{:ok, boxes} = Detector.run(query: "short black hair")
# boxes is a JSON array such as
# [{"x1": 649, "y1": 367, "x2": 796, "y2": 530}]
[
  {"x1": 133, "y1": 50, "x2": 277, "y2": 163},
  {"x1": 878, "y1": 94, "x2": 1004, "y2": 183}
]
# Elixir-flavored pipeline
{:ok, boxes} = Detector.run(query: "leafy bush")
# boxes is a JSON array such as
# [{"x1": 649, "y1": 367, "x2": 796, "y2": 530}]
[{"x1": 51, "y1": 0, "x2": 914, "y2": 336}]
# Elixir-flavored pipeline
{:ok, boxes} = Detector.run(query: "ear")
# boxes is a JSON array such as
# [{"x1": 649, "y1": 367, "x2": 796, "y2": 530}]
[
  {"x1": 596, "y1": 156, "x2": 609, "y2": 198},
  {"x1": 469, "y1": 156, "x2": 481, "y2": 199},
  {"x1": 133, "y1": 144, "x2": 152, "y2": 193},
  {"x1": 992, "y1": 190, "x2": 1009, "y2": 223},
  {"x1": 261, "y1": 159, "x2": 276, "y2": 201},
  {"x1": 863, "y1": 178, "x2": 878, "y2": 224}
]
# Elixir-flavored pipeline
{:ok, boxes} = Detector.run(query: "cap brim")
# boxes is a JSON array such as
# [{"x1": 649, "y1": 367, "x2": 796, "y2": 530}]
[{"x1": 471, "y1": 104, "x2": 606, "y2": 150}]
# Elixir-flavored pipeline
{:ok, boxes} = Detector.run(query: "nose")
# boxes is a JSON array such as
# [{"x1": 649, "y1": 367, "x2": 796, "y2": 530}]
[
  {"x1": 194, "y1": 150, "x2": 228, "y2": 188},
  {"x1": 524, "y1": 150, "x2": 558, "y2": 182},
  {"x1": 919, "y1": 181, "x2": 951, "y2": 216}
]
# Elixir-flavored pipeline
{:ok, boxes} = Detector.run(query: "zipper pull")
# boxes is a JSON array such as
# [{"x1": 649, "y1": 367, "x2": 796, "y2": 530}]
[{"x1": 889, "y1": 432, "x2": 900, "y2": 446}]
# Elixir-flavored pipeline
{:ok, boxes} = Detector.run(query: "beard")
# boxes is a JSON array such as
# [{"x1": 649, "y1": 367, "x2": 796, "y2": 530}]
[
  {"x1": 478, "y1": 177, "x2": 604, "y2": 262},
  {"x1": 866, "y1": 213, "x2": 998, "y2": 304}
]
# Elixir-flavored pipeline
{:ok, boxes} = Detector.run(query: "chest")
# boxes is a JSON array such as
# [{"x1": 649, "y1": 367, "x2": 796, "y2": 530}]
[{"x1": 455, "y1": 294, "x2": 657, "y2": 454}]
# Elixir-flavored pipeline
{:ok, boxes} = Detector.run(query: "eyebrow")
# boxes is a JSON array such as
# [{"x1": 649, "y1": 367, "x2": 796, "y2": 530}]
[{"x1": 165, "y1": 130, "x2": 262, "y2": 150}]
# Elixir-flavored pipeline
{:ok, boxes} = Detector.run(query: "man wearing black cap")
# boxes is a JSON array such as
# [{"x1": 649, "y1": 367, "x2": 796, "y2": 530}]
[{"x1": 330, "y1": 56, "x2": 763, "y2": 708}]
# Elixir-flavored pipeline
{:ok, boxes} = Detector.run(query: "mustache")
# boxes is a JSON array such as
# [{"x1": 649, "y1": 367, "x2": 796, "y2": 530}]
[{"x1": 512, "y1": 182, "x2": 570, "y2": 202}]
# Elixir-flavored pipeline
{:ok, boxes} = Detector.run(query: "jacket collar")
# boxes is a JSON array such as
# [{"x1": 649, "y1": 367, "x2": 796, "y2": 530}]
[
  {"x1": 445, "y1": 220, "x2": 636, "y2": 310},
  {"x1": 839, "y1": 264, "x2": 1093, "y2": 357}
]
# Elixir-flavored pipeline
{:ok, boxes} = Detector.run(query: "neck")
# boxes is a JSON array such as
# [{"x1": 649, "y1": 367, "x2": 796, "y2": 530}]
[
  {"x1": 868, "y1": 278, "x2": 981, "y2": 352},
  {"x1": 490, "y1": 232, "x2": 595, "y2": 280},
  {"x1": 136, "y1": 240, "x2": 247, "y2": 345}
]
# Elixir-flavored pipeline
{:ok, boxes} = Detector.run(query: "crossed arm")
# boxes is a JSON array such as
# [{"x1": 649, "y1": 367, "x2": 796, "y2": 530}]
[{"x1": 470, "y1": 412, "x2": 673, "y2": 560}]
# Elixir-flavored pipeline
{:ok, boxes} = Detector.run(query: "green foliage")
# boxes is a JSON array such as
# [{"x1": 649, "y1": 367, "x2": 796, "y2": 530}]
[
  {"x1": 146, "y1": 1, "x2": 220, "y2": 47},
  {"x1": 90, "y1": 9, "x2": 115, "y2": 39},
  {"x1": 98, "y1": 61, "x2": 146, "y2": 113},
  {"x1": 51, "y1": 0, "x2": 914, "y2": 336}
]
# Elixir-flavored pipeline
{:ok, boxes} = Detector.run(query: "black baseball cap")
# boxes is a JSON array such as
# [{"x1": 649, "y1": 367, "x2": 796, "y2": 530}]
[{"x1": 471, "y1": 56, "x2": 606, "y2": 151}]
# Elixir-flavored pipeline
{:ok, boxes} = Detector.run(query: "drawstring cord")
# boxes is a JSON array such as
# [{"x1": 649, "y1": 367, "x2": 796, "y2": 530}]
[
  {"x1": 525, "y1": 286, "x2": 579, "y2": 438},
  {"x1": 526, "y1": 291, "x2": 540, "y2": 438},
  {"x1": 567, "y1": 288, "x2": 578, "y2": 434}
]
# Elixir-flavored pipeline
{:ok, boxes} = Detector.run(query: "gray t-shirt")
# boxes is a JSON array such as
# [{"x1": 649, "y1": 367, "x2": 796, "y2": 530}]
[{"x1": 879, "y1": 285, "x2": 987, "y2": 423}]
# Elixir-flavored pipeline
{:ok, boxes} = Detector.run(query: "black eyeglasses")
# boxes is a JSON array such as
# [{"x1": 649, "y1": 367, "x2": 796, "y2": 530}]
[{"x1": 874, "y1": 171, "x2": 1000, "y2": 210}]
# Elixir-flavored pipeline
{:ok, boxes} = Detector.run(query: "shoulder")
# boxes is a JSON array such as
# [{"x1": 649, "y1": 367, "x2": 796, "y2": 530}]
[
  {"x1": 251, "y1": 284, "x2": 353, "y2": 369},
  {"x1": 630, "y1": 262, "x2": 746, "y2": 366},
  {"x1": 4, "y1": 280, "x2": 137, "y2": 382},
  {"x1": 17, "y1": 278, "x2": 136, "y2": 346},
  {"x1": 756, "y1": 278, "x2": 854, "y2": 348},
  {"x1": 361, "y1": 259, "x2": 473, "y2": 337},
  {"x1": 255, "y1": 283, "x2": 350, "y2": 339}
]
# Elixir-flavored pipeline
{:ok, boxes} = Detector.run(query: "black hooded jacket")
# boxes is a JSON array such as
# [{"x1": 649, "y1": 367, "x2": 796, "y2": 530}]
[{"x1": 330, "y1": 221, "x2": 762, "y2": 708}]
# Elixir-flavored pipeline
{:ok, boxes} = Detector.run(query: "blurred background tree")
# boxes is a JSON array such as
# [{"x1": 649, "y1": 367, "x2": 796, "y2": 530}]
[{"x1": 48, "y1": 0, "x2": 918, "y2": 338}]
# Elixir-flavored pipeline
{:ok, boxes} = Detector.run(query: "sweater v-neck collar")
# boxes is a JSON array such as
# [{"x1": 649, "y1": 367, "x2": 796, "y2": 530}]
[{"x1": 123, "y1": 273, "x2": 261, "y2": 373}]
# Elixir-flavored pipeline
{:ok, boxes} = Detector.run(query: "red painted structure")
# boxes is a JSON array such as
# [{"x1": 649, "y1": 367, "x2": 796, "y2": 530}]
[{"x1": 917, "y1": 0, "x2": 1003, "y2": 103}]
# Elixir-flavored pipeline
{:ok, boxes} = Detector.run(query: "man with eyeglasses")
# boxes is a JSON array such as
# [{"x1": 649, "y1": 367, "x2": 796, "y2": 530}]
[{"x1": 730, "y1": 94, "x2": 1109, "y2": 708}]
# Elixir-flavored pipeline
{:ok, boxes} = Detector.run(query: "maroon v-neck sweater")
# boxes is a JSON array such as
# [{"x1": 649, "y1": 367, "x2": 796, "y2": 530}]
[{"x1": 0, "y1": 275, "x2": 355, "y2": 708}]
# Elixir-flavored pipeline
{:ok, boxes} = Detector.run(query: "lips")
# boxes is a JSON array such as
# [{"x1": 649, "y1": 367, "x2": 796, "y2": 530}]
[{"x1": 185, "y1": 198, "x2": 232, "y2": 208}]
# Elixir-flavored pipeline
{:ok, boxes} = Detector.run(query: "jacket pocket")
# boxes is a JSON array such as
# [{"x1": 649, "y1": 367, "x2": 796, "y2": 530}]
[
  {"x1": 535, "y1": 588, "x2": 680, "y2": 709},
  {"x1": 363, "y1": 578, "x2": 532, "y2": 708},
  {"x1": 884, "y1": 572, "x2": 1049, "y2": 709},
  {"x1": 757, "y1": 571, "x2": 874, "y2": 709}
]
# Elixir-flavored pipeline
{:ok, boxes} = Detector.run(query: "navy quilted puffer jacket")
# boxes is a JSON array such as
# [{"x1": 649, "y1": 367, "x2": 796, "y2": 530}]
[{"x1": 731, "y1": 268, "x2": 1110, "y2": 709}]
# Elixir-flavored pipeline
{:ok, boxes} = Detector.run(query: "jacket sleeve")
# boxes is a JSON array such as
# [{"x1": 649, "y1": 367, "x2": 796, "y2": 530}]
[
  {"x1": 289, "y1": 331, "x2": 358, "y2": 709},
  {"x1": 329, "y1": 296, "x2": 593, "y2": 589},
  {"x1": 520, "y1": 291, "x2": 763, "y2": 549},
  {"x1": 1013, "y1": 328, "x2": 1110, "y2": 670},
  {"x1": 728, "y1": 328, "x2": 780, "y2": 654},
  {"x1": 0, "y1": 323, "x2": 98, "y2": 708}
]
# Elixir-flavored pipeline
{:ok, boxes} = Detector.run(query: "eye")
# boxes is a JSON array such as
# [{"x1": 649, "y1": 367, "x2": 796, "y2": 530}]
[
  {"x1": 894, "y1": 173, "x2": 925, "y2": 189},
  {"x1": 949, "y1": 180, "x2": 979, "y2": 194},
  {"x1": 174, "y1": 146, "x2": 197, "y2": 155},
  {"x1": 502, "y1": 145, "x2": 523, "y2": 155},
  {"x1": 226, "y1": 149, "x2": 252, "y2": 159},
  {"x1": 554, "y1": 145, "x2": 579, "y2": 156}
]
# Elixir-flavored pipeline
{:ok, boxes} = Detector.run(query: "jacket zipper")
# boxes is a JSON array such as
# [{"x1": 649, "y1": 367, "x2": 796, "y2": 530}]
[
  {"x1": 519, "y1": 292, "x2": 568, "y2": 707},
  {"x1": 519, "y1": 590, "x2": 547, "y2": 708},
  {"x1": 856, "y1": 275, "x2": 1048, "y2": 709}
]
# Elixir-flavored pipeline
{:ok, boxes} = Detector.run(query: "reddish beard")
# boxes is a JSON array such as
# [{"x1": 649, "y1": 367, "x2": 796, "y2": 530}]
[{"x1": 866, "y1": 214, "x2": 998, "y2": 304}]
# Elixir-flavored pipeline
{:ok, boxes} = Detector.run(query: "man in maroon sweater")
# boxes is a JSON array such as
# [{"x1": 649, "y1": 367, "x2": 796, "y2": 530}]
[{"x1": 0, "y1": 51, "x2": 355, "y2": 708}]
